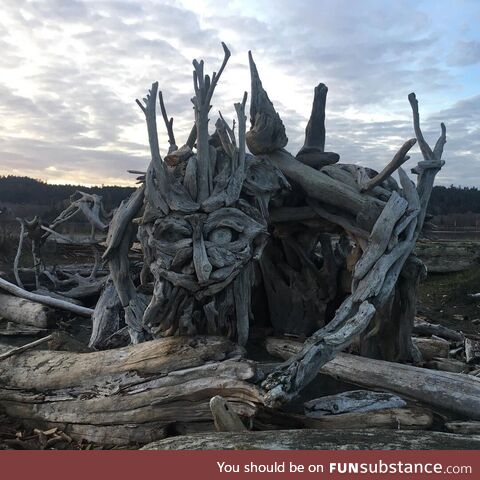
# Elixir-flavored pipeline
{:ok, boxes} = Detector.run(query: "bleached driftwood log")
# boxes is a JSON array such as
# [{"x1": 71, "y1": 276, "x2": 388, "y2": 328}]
[
  {"x1": 0, "y1": 336, "x2": 261, "y2": 445},
  {"x1": 0, "y1": 292, "x2": 55, "y2": 329},
  {"x1": 142, "y1": 429, "x2": 480, "y2": 450},
  {"x1": 300, "y1": 407, "x2": 433, "y2": 430},
  {"x1": 266, "y1": 338, "x2": 480, "y2": 419},
  {"x1": 254, "y1": 406, "x2": 433, "y2": 431}
]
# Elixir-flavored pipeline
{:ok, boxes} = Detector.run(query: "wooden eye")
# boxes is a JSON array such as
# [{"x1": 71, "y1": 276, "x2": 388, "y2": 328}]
[{"x1": 209, "y1": 227, "x2": 233, "y2": 245}]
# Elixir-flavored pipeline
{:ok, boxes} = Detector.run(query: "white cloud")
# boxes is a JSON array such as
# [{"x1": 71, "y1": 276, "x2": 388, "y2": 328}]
[{"x1": 0, "y1": 0, "x2": 478, "y2": 186}]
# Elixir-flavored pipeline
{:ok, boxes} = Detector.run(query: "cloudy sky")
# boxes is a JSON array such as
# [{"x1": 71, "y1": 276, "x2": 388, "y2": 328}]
[{"x1": 0, "y1": 0, "x2": 479, "y2": 187}]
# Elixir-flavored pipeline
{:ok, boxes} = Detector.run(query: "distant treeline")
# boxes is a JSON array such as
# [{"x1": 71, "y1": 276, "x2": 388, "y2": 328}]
[
  {"x1": 1, "y1": 175, "x2": 479, "y2": 217},
  {"x1": 428, "y1": 185, "x2": 480, "y2": 215},
  {"x1": 0, "y1": 176, "x2": 135, "y2": 210}
]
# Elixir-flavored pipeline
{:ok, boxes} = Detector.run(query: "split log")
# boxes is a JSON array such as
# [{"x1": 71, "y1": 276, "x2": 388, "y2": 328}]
[
  {"x1": 0, "y1": 336, "x2": 262, "y2": 445},
  {"x1": 412, "y1": 337, "x2": 450, "y2": 360},
  {"x1": 0, "y1": 292, "x2": 56, "y2": 329},
  {"x1": 304, "y1": 390, "x2": 406, "y2": 416},
  {"x1": 0, "y1": 276, "x2": 93, "y2": 317},
  {"x1": 142, "y1": 429, "x2": 480, "y2": 450},
  {"x1": 266, "y1": 338, "x2": 480, "y2": 419}
]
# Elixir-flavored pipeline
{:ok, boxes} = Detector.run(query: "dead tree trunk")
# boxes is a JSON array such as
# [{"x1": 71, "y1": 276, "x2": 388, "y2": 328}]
[{"x1": 0, "y1": 336, "x2": 261, "y2": 445}]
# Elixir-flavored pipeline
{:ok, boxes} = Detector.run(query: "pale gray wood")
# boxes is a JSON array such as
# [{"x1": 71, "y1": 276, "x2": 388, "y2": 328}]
[
  {"x1": 142, "y1": 429, "x2": 480, "y2": 450},
  {"x1": 0, "y1": 336, "x2": 260, "y2": 445}
]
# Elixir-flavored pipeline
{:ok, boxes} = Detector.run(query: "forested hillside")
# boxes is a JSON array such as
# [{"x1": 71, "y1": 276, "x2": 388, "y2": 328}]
[
  {"x1": 0, "y1": 176, "x2": 134, "y2": 210},
  {"x1": 1, "y1": 176, "x2": 479, "y2": 217}
]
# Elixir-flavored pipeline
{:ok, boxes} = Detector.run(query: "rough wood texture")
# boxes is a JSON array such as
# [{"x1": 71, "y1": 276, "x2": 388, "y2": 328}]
[
  {"x1": 142, "y1": 429, "x2": 480, "y2": 450},
  {"x1": 0, "y1": 336, "x2": 261, "y2": 445},
  {"x1": 256, "y1": 406, "x2": 433, "y2": 431},
  {"x1": 266, "y1": 338, "x2": 480, "y2": 419}
]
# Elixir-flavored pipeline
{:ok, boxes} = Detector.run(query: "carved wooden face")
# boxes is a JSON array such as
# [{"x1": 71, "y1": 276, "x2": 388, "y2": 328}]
[
  {"x1": 138, "y1": 148, "x2": 288, "y2": 344},
  {"x1": 145, "y1": 206, "x2": 266, "y2": 289}
]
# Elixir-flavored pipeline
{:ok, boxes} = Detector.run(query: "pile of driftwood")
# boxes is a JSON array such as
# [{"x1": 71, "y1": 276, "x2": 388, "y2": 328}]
[{"x1": 1, "y1": 43, "x2": 480, "y2": 449}]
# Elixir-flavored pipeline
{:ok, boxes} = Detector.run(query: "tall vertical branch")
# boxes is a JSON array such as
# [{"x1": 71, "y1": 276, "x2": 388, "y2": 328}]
[
  {"x1": 137, "y1": 82, "x2": 170, "y2": 215},
  {"x1": 234, "y1": 92, "x2": 248, "y2": 174},
  {"x1": 192, "y1": 43, "x2": 231, "y2": 203},
  {"x1": 158, "y1": 91, "x2": 177, "y2": 154},
  {"x1": 408, "y1": 92, "x2": 446, "y2": 230}
]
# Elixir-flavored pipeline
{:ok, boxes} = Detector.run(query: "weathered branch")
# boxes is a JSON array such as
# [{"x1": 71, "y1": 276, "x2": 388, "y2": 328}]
[
  {"x1": 0, "y1": 276, "x2": 93, "y2": 317},
  {"x1": 360, "y1": 138, "x2": 416, "y2": 192},
  {"x1": 158, "y1": 90, "x2": 177, "y2": 154},
  {"x1": 0, "y1": 334, "x2": 54, "y2": 362}
]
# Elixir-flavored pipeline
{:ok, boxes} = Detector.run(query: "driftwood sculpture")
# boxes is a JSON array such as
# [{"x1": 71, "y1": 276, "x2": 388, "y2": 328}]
[
  {"x1": 101, "y1": 43, "x2": 445, "y2": 388},
  {"x1": 0, "y1": 43, "x2": 460, "y2": 447}
]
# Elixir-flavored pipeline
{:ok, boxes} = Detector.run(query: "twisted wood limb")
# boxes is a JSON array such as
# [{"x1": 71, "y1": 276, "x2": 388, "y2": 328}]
[{"x1": 360, "y1": 138, "x2": 416, "y2": 192}]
